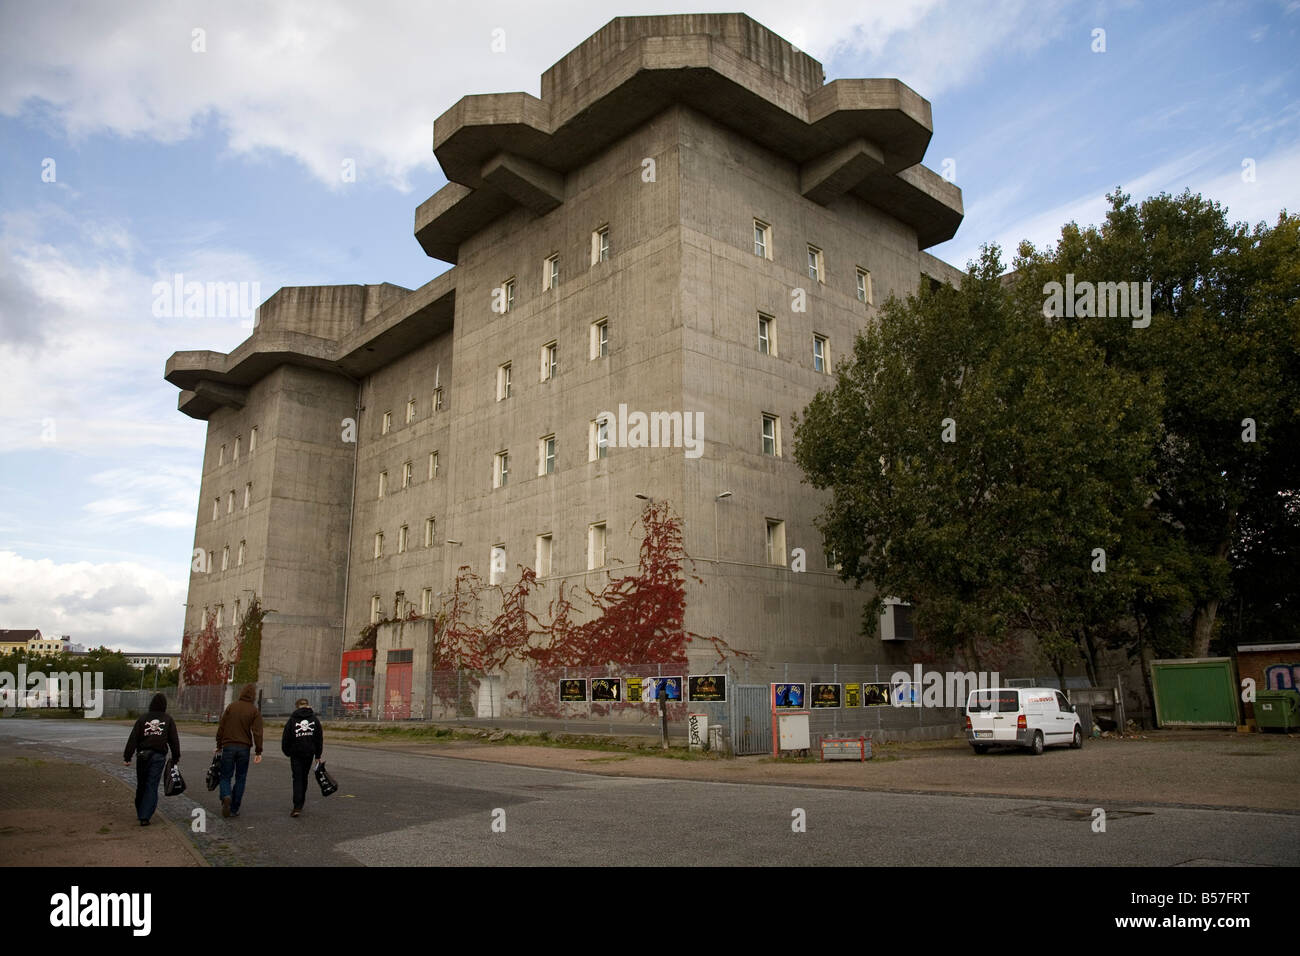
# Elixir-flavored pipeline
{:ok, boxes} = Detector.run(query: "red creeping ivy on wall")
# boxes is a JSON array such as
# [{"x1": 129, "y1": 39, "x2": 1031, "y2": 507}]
[
  {"x1": 435, "y1": 500, "x2": 747, "y2": 670},
  {"x1": 179, "y1": 608, "x2": 246, "y2": 687}
]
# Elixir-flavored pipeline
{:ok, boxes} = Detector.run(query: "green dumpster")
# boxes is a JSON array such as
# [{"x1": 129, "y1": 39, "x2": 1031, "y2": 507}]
[{"x1": 1254, "y1": 690, "x2": 1300, "y2": 732}]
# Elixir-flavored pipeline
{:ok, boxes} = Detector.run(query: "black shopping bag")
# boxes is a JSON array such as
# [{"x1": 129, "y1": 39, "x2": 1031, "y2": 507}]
[
  {"x1": 163, "y1": 758, "x2": 186, "y2": 796},
  {"x1": 205, "y1": 751, "x2": 221, "y2": 791},
  {"x1": 314, "y1": 761, "x2": 338, "y2": 797}
]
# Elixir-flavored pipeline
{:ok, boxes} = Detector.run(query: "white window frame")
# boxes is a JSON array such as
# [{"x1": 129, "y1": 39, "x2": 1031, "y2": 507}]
[
  {"x1": 856, "y1": 267, "x2": 872, "y2": 304},
  {"x1": 421, "y1": 588, "x2": 433, "y2": 615},
  {"x1": 758, "y1": 313, "x2": 774, "y2": 355},
  {"x1": 406, "y1": 399, "x2": 416, "y2": 423},
  {"x1": 249, "y1": 427, "x2": 257, "y2": 453},
  {"x1": 374, "y1": 532, "x2": 384, "y2": 558},
  {"x1": 490, "y1": 545, "x2": 507, "y2": 586},
  {"x1": 221, "y1": 546, "x2": 229, "y2": 571},
  {"x1": 433, "y1": 388, "x2": 444, "y2": 411},
  {"x1": 539, "y1": 434, "x2": 556, "y2": 476},
  {"x1": 592, "y1": 226, "x2": 610, "y2": 265},
  {"x1": 503, "y1": 276, "x2": 516, "y2": 313},
  {"x1": 398, "y1": 524, "x2": 408, "y2": 553},
  {"x1": 497, "y1": 362, "x2": 512, "y2": 401},
  {"x1": 382, "y1": 411, "x2": 392, "y2": 435},
  {"x1": 212, "y1": 498, "x2": 219, "y2": 521},
  {"x1": 370, "y1": 595, "x2": 381, "y2": 624},
  {"x1": 233, "y1": 436, "x2": 240, "y2": 461},
  {"x1": 424, "y1": 516, "x2": 436, "y2": 548},
  {"x1": 813, "y1": 334, "x2": 829, "y2": 373},
  {"x1": 218, "y1": 444, "x2": 226, "y2": 466},
  {"x1": 402, "y1": 461, "x2": 413, "y2": 489},
  {"x1": 378, "y1": 471, "x2": 387, "y2": 499},
  {"x1": 238, "y1": 540, "x2": 246, "y2": 566},
  {"x1": 544, "y1": 255, "x2": 559, "y2": 291},
  {"x1": 766, "y1": 518, "x2": 786, "y2": 566},
  {"x1": 807, "y1": 244, "x2": 824, "y2": 283},
  {"x1": 243, "y1": 482, "x2": 251, "y2": 509},
  {"x1": 429, "y1": 451, "x2": 439, "y2": 479},
  {"x1": 494, "y1": 451, "x2": 509, "y2": 489},
  {"x1": 589, "y1": 418, "x2": 610, "y2": 461},
  {"x1": 753, "y1": 219, "x2": 772, "y2": 259},
  {"x1": 762, "y1": 414, "x2": 781, "y2": 457},
  {"x1": 535, "y1": 533, "x2": 553, "y2": 577},
  {"x1": 590, "y1": 319, "x2": 608, "y2": 359},
  {"x1": 588, "y1": 522, "x2": 607, "y2": 570},
  {"x1": 541, "y1": 341, "x2": 557, "y2": 381},
  {"x1": 226, "y1": 490, "x2": 234, "y2": 514}
]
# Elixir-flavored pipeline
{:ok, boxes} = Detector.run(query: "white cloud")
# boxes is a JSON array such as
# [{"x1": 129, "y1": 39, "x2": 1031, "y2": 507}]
[
  {"x1": 0, "y1": 0, "x2": 1079, "y2": 190},
  {"x1": 0, "y1": 551, "x2": 186, "y2": 653}
]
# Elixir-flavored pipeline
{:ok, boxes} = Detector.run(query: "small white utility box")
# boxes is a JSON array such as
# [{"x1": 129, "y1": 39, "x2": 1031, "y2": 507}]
[
  {"x1": 777, "y1": 712, "x2": 810, "y2": 751},
  {"x1": 688, "y1": 713, "x2": 708, "y2": 750}
]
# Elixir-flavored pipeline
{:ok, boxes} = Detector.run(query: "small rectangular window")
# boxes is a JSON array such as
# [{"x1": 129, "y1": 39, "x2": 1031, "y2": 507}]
[
  {"x1": 590, "y1": 418, "x2": 609, "y2": 461},
  {"x1": 856, "y1": 267, "x2": 872, "y2": 304},
  {"x1": 221, "y1": 546, "x2": 230, "y2": 571},
  {"x1": 218, "y1": 444, "x2": 226, "y2": 466},
  {"x1": 497, "y1": 362, "x2": 512, "y2": 401},
  {"x1": 406, "y1": 399, "x2": 416, "y2": 423},
  {"x1": 494, "y1": 451, "x2": 509, "y2": 488},
  {"x1": 398, "y1": 525, "x2": 408, "y2": 553},
  {"x1": 215, "y1": 605, "x2": 224, "y2": 628},
  {"x1": 766, "y1": 519, "x2": 786, "y2": 566},
  {"x1": 433, "y1": 388, "x2": 444, "y2": 411},
  {"x1": 540, "y1": 435, "x2": 557, "y2": 475},
  {"x1": 535, "y1": 534, "x2": 553, "y2": 577},
  {"x1": 243, "y1": 482, "x2": 251, "y2": 509},
  {"x1": 370, "y1": 595, "x2": 381, "y2": 624},
  {"x1": 541, "y1": 341, "x2": 558, "y2": 381},
  {"x1": 238, "y1": 540, "x2": 246, "y2": 566},
  {"x1": 758, "y1": 313, "x2": 773, "y2": 355},
  {"x1": 544, "y1": 255, "x2": 559, "y2": 291},
  {"x1": 249, "y1": 427, "x2": 258, "y2": 453},
  {"x1": 590, "y1": 319, "x2": 608, "y2": 359},
  {"x1": 504, "y1": 277, "x2": 516, "y2": 312},
  {"x1": 807, "y1": 245, "x2": 824, "y2": 283},
  {"x1": 374, "y1": 532, "x2": 384, "y2": 559},
  {"x1": 813, "y1": 334, "x2": 829, "y2": 373},
  {"x1": 213, "y1": 499, "x2": 219, "y2": 521},
  {"x1": 403, "y1": 461, "x2": 413, "y2": 489},
  {"x1": 762, "y1": 414, "x2": 780, "y2": 457},
  {"x1": 588, "y1": 522, "x2": 607, "y2": 569},
  {"x1": 592, "y1": 226, "x2": 610, "y2": 265},
  {"x1": 382, "y1": 411, "x2": 392, "y2": 435},
  {"x1": 233, "y1": 436, "x2": 240, "y2": 461},
  {"x1": 378, "y1": 471, "x2": 387, "y2": 499},
  {"x1": 421, "y1": 588, "x2": 433, "y2": 615},
  {"x1": 425, "y1": 516, "x2": 436, "y2": 548},
  {"x1": 490, "y1": 545, "x2": 507, "y2": 585},
  {"x1": 226, "y1": 491, "x2": 234, "y2": 514},
  {"x1": 753, "y1": 219, "x2": 772, "y2": 259},
  {"x1": 429, "y1": 451, "x2": 439, "y2": 479}
]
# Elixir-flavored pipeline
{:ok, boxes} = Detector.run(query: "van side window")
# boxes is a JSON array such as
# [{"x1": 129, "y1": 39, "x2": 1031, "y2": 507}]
[{"x1": 1055, "y1": 692, "x2": 1071, "y2": 712}]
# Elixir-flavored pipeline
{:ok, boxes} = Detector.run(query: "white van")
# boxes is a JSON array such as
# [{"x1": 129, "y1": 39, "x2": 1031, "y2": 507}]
[{"x1": 965, "y1": 687, "x2": 1083, "y2": 755}]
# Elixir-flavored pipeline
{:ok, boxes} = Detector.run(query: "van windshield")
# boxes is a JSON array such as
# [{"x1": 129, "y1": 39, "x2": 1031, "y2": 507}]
[{"x1": 969, "y1": 690, "x2": 1019, "y2": 713}]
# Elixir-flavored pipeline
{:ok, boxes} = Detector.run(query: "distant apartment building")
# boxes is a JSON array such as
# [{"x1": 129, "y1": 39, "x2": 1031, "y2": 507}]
[
  {"x1": 165, "y1": 14, "x2": 964, "y2": 687},
  {"x1": 0, "y1": 629, "x2": 41, "y2": 654},
  {"x1": 122, "y1": 653, "x2": 182, "y2": 670}
]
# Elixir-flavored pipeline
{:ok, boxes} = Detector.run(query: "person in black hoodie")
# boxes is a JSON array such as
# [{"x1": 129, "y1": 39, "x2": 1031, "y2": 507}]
[
  {"x1": 122, "y1": 693, "x2": 181, "y2": 826},
  {"x1": 280, "y1": 698, "x2": 323, "y2": 817}
]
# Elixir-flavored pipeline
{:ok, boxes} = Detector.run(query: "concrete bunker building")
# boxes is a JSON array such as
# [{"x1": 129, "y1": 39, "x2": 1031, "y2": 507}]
[{"x1": 165, "y1": 14, "x2": 965, "y2": 700}]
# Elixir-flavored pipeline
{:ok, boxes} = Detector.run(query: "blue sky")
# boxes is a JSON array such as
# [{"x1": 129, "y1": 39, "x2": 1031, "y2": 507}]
[{"x1": 1, "y1": 0, "x2": 1297, "y2": 652}]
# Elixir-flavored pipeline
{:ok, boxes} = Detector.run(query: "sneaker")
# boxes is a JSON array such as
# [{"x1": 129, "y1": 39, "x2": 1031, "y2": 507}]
[
  {"x1": 290, "y1": 808, "x2": 300, "y2": 817},
  {"x1": 221, "y1": 796, "x2": 231, "y2": 818}
]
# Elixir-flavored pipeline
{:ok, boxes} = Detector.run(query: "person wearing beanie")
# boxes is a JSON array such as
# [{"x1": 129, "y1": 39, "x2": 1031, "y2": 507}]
[
  {"x1": 214, "y1": 683, "x2": 264, "y2": 818},
  {"x1": 122, "y1": 692, "x2": 181, "y2": 826},
  {"x1": 280, "y1": 697, "x2": 323, "y2": 817}
]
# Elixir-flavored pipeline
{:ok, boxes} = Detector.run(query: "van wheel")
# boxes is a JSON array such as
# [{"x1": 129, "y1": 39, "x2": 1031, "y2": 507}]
[
  {"x1": 1071, "y1": 727, "x2": 1083, "y2": 749},
  {"x1": 1029, "y1": 731, "x2": 1044, "y2": 756},
  {"x1": 972, "y1": 744, "x2": 989, "y2": 755}
]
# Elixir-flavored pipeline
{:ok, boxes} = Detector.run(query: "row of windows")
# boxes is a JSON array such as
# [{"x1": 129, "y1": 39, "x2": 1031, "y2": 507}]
[
  {"x1": 753, "y1": 219, "x2": 874, "y2": 304},
  {"x1": 367, "y1": 517, "x2": 834, "y2": 621},
  {"x1": 756, "y1": 313, "x2": 831, "y2": 371},
  {"x1": 216, "y1": 427, "x2": 258, "y2": 467},
  {"x1": 377, "y1": 453, "x2": 440, "y2": 499},
  {"x1": 212, "y1": 483, "x2": 253, "y2": 520},
  {"x1": 373, "y1": 516, "x2": 441, "y2": 558},
  {"x1": 492, "y1": 227, "x2": 610, "y2": 316},
  {"x1": 203, "y1": 540, "x2": 248, "y2": 573},
  {"x1": 380, "y1": 390, "x2": 445, "y2": 437}
]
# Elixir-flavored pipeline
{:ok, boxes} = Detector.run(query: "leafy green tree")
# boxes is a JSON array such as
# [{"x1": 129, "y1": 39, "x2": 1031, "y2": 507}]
[
  {"x1": 1015, "y1": 192, "x2": 1300, "y2": 655},
  {"x1": 794, "y1": 245, "x2": 1162, "y2": 679}
]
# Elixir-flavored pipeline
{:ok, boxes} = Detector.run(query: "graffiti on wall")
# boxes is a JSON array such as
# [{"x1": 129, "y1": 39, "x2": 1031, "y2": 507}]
[{"x1": 1264, "y1": 663, "x2": 1300, "y2": 690}]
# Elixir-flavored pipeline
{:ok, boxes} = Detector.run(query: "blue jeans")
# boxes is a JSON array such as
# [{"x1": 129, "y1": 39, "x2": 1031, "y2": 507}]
[
  {"x1": 219, "y1": 744, "x2": 251, "y2": 812},
  {"x1": 135, "y1": 751, "x2": 165, "y2": 821}
]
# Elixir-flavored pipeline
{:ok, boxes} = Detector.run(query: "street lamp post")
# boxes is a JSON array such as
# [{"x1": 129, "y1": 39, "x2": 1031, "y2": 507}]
[{"x1": 714, "y1": 491, "x2": 732, "y2": 561}]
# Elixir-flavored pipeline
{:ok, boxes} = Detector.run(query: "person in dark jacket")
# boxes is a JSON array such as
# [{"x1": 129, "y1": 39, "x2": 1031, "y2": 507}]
[
  {"x1": 122, "y1": 693, "x2": 181, "y2": 826},
  {"x1": 215, "y1": 683, "x2": 263, "y2": 818},
  {"x1": 280, "y1": 698, "x2": 323, "y2": 817}
]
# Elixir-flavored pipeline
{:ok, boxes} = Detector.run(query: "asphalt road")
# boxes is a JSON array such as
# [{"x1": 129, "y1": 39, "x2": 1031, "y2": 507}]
[{"x1": 3, "y1": 719, "x2": 1297, "y2": 866}]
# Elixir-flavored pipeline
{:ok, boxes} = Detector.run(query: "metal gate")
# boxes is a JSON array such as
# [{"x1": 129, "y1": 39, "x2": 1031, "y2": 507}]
[{"x1": 732, "y1": 685, "x2": 771, "y2": 755}]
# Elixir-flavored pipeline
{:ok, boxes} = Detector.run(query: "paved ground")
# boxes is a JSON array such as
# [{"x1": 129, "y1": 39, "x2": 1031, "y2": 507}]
[{"x1": 2, "y1": 719, "x2": 1297, "y2": 866}]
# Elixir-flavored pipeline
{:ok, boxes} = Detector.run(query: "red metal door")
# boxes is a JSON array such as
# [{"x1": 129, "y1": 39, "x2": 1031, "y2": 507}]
[{"x1": 385, "y1": 662, "x2": 412, "y2": 720}]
